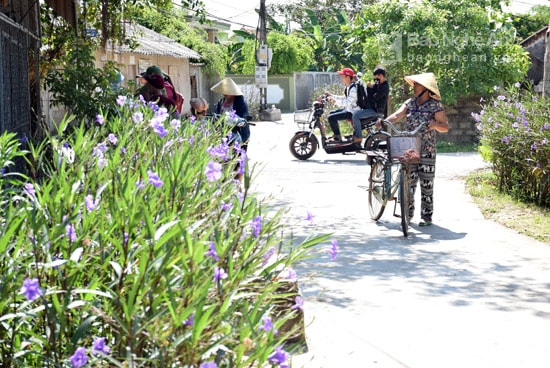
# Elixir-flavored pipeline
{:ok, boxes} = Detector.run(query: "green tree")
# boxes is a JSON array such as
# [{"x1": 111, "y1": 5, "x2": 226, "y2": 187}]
[
  {"x1": 239, "y1": 33, "x2": 314, "y2": 74},
  {"x1": 134, "y1": 7, "x2": 228, "y2": 77},
  {"x1": 352, "y1": 0, "x2": 530, "y2": 104},
  {"x1": 40, "y1": 0, "x2": 208, "y2": 123},
  {"x1": 511, "y1": 5, "x2": 550, "y2": 41}
]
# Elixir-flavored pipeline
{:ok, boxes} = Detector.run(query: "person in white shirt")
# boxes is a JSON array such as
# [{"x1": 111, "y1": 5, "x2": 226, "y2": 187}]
[{"x1": 325, "y1": 67, "x2": 360, "y2": 142}]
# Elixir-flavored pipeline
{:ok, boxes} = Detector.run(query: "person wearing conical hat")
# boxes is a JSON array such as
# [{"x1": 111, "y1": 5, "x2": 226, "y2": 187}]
[
  {"x1": 211, "y1": 77, "x2": 251, "y2": 150},
  {"x1": 385, "y1": 72, "x2": 449, "y2": 227}
]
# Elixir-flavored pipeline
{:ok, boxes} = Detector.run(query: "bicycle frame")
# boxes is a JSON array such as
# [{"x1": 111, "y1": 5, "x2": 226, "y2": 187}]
[{"x1": 367, "y1": 119, "x2": 427, "y2": 236}]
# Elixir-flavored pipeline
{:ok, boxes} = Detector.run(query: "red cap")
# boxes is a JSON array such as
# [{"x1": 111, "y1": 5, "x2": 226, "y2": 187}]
[{"x1": 337, "y1": 67, "x2": 355, "y2": 77}]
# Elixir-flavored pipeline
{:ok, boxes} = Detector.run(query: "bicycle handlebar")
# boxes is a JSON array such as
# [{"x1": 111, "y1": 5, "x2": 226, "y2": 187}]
[{"x1": 382, "y1": 119, "x2": 428, "y2": 136}]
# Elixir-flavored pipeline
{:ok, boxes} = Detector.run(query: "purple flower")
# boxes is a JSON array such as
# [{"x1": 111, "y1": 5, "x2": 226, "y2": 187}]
[
  {"x1": 259, "y1": 316, "x2": 278, "y2": 334},
  {"x1": 154, "y1": 107, "x2": 170, "y2": 122},
  {"x1": 147, "y1": 170, "x2": 163, "y2": 188},
  {"x1": 304, "y1": 211, "x2": 314, "y2": 223},
  {"x1": 116, "y1": 95, "x2": 127, "y2": 106},
  {"x1": 200, "y1": 363, "x2": 217, "y2": 368},
  {"x1": 213, "y1": 266, "x2": 228, "y2": 282},
  {"x1": 205, "y1": 161, "x2": 222, "y2": 182},
  {"x1": 282, "y1": 268, "x2": 297, "y2": 281},
  {"x1": 24, "y1": 183, "x2": 36, "y2": 199},
  {"x1": 327, "y1": 240, "x2": 338, "y2": 261},
  {"x1": 169, "y1": 117, "x2": 180, "y2": 126},
  {"x1": 20, "y1": 278, "x2": 42, "y2": 301},
  {"x1": 183, "y1": 313, "x2": 194, "y2": 327},
  {"x1": 132, "y1": 112, "x2": 144, "y2": 123},
  {"x1": 107, "y1": 133, "x2": 118, "y2": 145},
  {"x1": 237, "y1": 150, "x2": 247, "y2": 176},
  {"x1": 204, "y1": 241, "x2": 219, "y2": 261},
  {"x1": 66, "y1": 224, "x2": 77, "y2": 242},
  {"x1": 268, "y1": 346, "x2": 289, "y2": 367},
  {"x1": 70, "y1": 347, "x2": 88, "y2": 368},
  {"x1": 152, "y1": 120, "x2": 169, "y2": 138},
  {"x1": 92, "y1": 337, "x2": 110, "y2": 355},
  {"x1": 85, "y1": 195, "x2": 99, "y2": 211},
  {"x1": 514, "y1": 82, "x2": 521, "y2": 88},
  {"x1": 220, "y1": 200, "x2": 232, "y2": 211},
  {"x1": 135, "y1": 180, "x2": 145, "y2": 190},
  {"x1": 251, "y1": 216, "x2": 262, "y2": 238},
  {"x1": 262, "y1": 247, "x2": 276, "y2": 266},
  {"x1": 291, "y1": 296, "x2": 304, "y2": 311},
  {"x1": 96, "y1": 114, "x2": 104, "y2": 125},
  {"x1": 207, "y1": 141, "x2": 230, "y2": 161}
]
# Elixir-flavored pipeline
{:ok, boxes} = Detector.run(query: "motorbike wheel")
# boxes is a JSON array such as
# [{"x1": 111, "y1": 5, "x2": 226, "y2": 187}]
[
  {"x1": 364, "y1": 132, "x2": 390, "y2": 165},
  {"x1": 289, "y1": 133, "x2": 318, "y2": 160}
]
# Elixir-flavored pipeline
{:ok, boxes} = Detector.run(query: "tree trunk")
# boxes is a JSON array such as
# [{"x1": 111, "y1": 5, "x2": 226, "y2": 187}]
[{"x1": 543, "y1": 22, "x2": 550, "y2": 98}]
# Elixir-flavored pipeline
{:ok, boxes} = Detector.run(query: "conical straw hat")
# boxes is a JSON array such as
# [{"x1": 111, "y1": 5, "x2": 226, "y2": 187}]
[
  {"x1": 210, "y1": 77, "x2": 243, "y2": 96},
  {"x1": 404, "y1": 72, "x2": 441, "y2": 100}
]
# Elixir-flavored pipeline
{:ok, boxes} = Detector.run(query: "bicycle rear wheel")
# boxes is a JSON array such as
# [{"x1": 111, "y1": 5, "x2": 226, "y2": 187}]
[
  {"x1": 368, "y1": 160, "x2": 386, "y2": 220},
  {"x1": 398, "y1": 167, "x2": 410, "y2": 236}
]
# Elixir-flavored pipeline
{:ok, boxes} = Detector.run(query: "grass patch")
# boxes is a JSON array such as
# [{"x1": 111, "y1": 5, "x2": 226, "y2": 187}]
[
  {"x1": 436, "y1": 141, "x2": 478, "y2": 153},
  {"x1": 465, "y1": 168, "x2": 550, "y2": 245}
]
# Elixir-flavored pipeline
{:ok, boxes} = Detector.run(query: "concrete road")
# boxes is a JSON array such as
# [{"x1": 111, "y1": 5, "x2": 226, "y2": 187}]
[{"x1": 247, "y1": 114, "x2": 550, "y2": 368}]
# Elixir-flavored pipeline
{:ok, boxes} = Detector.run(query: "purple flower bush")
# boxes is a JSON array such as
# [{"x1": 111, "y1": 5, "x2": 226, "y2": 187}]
[
  {"x1": 0, "y1": 95, "x2": 326, "y2": 367},
  {"x1": 475, "y1": 84, "x2": 549, "y2": 207}
]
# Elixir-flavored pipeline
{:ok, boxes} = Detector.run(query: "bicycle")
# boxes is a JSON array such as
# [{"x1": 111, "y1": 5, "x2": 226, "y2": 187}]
[{"x1": 366, "y1": 119, "x2": 427, "y2": 236}]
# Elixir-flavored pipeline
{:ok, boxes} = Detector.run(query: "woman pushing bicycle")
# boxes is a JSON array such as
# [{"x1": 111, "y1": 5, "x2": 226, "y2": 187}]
[{"x1": 384, "y1": 73, "x2": 449, "y2": 227}]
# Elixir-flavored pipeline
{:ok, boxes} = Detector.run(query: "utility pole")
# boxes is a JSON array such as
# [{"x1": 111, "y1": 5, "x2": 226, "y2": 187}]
[{"x1": 256, "y1": 0, "x2": 268, "y2": 113}]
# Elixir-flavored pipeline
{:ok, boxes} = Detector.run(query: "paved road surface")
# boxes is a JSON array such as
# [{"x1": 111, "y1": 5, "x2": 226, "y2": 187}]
[{"x1": 247, "y1": 114, "x2": 550, "y2": 368}]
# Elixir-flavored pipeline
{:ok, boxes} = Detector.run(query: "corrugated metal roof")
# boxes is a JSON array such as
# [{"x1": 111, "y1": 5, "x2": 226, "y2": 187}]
[{"x1": 115, "y1": 23, "x2": 202, "y2": 60}]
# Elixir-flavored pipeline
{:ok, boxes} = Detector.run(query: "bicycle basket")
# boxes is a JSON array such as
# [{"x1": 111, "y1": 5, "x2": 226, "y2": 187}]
[
  {"x1": 389, "y1": 136, "x2": 421, "y2": 163},
  {"x1": 294, "y1": 109, "x2": 312, "y2": 127}
]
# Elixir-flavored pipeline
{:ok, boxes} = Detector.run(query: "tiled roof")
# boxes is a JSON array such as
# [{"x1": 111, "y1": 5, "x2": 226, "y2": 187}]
[{"x1": 115, "y1": 23, "x2": 202, "y2": 60}]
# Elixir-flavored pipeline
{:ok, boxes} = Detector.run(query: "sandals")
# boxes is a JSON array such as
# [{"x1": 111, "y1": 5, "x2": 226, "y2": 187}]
[{"x1": 419, "y1": 220, "x2": 432, "y2": 227}]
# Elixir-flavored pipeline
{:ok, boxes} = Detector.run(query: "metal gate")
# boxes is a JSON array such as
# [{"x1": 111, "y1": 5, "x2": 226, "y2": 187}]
[{"x1": 0, "y1": 12, "x2": 38, "y2": 140}]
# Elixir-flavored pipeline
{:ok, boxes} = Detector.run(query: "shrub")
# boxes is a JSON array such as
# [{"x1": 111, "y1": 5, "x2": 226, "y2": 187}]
[
  {"x1": 474, "y1": 84, "x2": 550, "y2": 208},
  {"x1": 0, "y1": 98, "x2": 330, "y2": 367}
]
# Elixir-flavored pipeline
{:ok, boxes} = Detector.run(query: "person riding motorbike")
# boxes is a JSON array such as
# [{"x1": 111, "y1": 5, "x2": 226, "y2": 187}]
[
  {"x1": 325, "y1": 67, "x2": 360, "y2": 143},
  {"x1": 351, "y1": 66, "x2": 390, "y2": 147}
]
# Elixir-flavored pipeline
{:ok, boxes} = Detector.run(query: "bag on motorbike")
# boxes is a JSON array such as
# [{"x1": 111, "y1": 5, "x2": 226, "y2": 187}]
[{"x1": 356, "y1": 81, "x2": 370, "y2": 110}]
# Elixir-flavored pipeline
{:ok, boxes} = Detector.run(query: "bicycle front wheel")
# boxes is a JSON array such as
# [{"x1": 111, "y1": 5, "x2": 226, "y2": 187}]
[
  {"x1": 398, "y1": 167, "x2": 410, "y2": 236},
  {"x1": 368, "y1": 160, "x2": 386, "y2": 220}
]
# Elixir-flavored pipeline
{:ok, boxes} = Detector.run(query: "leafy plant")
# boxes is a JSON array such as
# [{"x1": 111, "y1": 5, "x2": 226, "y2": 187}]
[
  {"x1": 474, "y1": 83, "x2": 550, "y2": 208},
  {"x1": 351, "y1": 0, "x2": 531, "y2": 105},
  {"x1": 0, "y1": 98, "x2": 332, "y2": 366}
]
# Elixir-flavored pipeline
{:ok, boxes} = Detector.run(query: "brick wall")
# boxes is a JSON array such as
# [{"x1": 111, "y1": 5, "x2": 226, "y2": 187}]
[{"x1": 442, "y1": 96, "x2": 482, "y2": 144}]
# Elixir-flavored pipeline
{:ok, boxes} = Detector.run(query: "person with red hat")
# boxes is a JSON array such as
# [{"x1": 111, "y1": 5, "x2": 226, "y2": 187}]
[{"x1": 326, "y1": 67, "x2": 361, "y2": 142}]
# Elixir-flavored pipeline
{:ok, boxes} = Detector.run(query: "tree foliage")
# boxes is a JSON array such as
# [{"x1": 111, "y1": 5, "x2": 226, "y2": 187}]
[
  {"x1": 40, "y1": 4, "x2": 129, "y2": 124},
  {"x1": 133, "y1": 7, "x2": 228, "y2": 77},
  {"x1": 238, "y1": 33, "x2": 314, "y2": 74},
  {"x1": 511, "y1": 5, "x2": 550, "y2": 42},
  {"x1": 351, "y1": 0, "x2": 530, "y2": 104}
]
